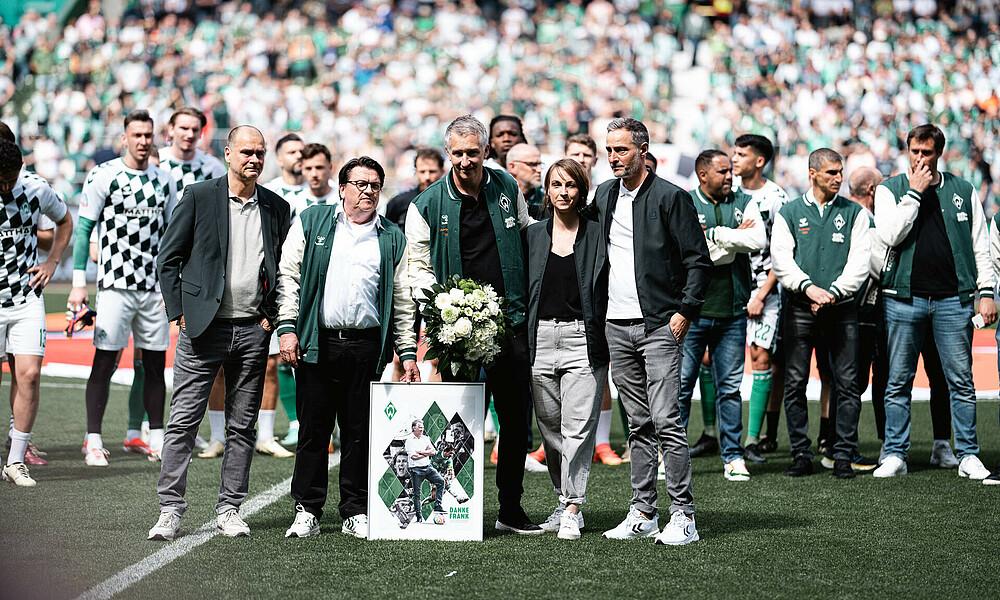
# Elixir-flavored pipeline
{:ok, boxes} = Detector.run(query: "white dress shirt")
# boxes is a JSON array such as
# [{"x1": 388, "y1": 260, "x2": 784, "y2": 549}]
[
  {"x1": 321, "y1": 206, "x2": 382, "y2": 329},
  {"x1": 607, "y1": 179, "x2": 644, "y2": 319}
]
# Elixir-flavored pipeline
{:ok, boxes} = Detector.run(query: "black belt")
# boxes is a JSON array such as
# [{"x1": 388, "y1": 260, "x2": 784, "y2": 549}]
[
  {"x1": 608, "y1": 318, "x2": 643, "y2": 326},
  {"x1": 320, "y1": 327, "x2": 380, "y2": 341}
]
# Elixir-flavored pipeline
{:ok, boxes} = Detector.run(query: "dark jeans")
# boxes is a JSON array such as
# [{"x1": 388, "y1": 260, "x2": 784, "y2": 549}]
[
  {"x1": 291, "y1": 329, "x2": 381, "y2": 520},
  {"x1": 158, "y1": 319, "x2": 270, "y2": 515},
  {"x1": 409, "y1": 465, "x2": 445, "y2": 519},
  {"x1": 442, "y1": 324, "x2": 530, "y2": 513},
  {"x1": 783, "y1": 302, "x2": 861, "y2": 461}
]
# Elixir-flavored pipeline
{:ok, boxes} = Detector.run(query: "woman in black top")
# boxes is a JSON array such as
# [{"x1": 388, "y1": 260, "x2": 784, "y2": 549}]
[{"x1": 524, "y1": 158, "x2": 609, "y2": 540}]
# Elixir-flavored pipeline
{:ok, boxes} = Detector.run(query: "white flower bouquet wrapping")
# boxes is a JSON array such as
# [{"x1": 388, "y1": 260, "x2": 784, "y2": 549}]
[{"x1": 421, "y1": 275, "x2": 509, "y2": 380}]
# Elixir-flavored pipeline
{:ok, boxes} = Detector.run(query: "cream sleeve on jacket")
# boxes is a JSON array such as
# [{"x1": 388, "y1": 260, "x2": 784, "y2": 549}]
[
  {"x1": 275, "y1": 218, "x2": 306, "y2": 334},
  {"x1": 404, "y1": 202, "x2": 437, "y2": 306},
  {"x1": 391, "y1": 243, "x2": 418, "y2": 361}
]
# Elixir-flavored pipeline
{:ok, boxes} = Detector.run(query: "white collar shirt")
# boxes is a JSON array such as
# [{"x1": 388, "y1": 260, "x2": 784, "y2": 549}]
[
  {"x1": 606, "y1": 178, "x2": 643, "y2": 319},
  {"x1": 321, "y1": 206, "x2": 382, "y2": 329}
]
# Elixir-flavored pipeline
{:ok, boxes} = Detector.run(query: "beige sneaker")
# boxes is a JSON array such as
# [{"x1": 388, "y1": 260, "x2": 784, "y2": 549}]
[
  {"x1": 256, "y1": 437, "x2": 294, "y2": 458},
  {"x1": 2, "y1": 462, "x2": 37, "y2": 487},
  {"x1": 197, "y1": 439, "x2": 225, "y2": 459}
]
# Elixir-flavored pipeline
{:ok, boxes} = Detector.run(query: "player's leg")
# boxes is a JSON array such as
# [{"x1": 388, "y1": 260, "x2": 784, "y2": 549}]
[
  {"x1": 256, "y1": 353, "x2": 293, "y2": 457},
  {"x1": 277, "y1": 360, "x2": 298, "y2": 445},
  {"x1": 593, "y1": 380, "x2": 622, "y2": 465},
  {"x1": 124, "y1": 347, "x2": 149, "y2": 453},
  {"x1": 133, "y1": 291, "x2": 171, "y2": 460},
  {"x1": 2, "y1": 296, "x2": 47, "y2": 486},
  {"x1": 85, "y1": 289, "x2": 133, "y2": 464}
]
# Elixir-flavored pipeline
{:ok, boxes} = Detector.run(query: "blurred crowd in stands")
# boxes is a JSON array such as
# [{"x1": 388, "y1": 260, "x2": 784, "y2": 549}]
[{"x1": 2, "y1": 0, "x2": 998, "y2": 208}]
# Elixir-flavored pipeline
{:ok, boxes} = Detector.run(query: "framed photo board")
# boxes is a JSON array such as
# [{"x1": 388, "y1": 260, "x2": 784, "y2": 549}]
[{"x1": 367, "y1": 382, "x2": 485, "y2": 541}]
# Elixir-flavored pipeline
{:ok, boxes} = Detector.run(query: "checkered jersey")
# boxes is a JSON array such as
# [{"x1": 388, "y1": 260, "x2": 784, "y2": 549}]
[
  {"x1": 737, "y1": 178, "x2": 789, "y2": 289},
  {"x1": 1, "y1": 171, "x2": 68, "y2": 307},
  {"x1": 264, "y1": 176, "x2": 309, "y2": 219},
  {"x1": 79, "y1": 158, "x2": 177, "y2": 291},
  {"x1": 159, "y1": 148, "x2": 226, "y2": 198}
]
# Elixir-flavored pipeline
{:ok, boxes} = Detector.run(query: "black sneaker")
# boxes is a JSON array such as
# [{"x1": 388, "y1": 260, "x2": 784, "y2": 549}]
[
  {"x1": 758, "y1": 437, "x2": 778, "y2": 453},
  {"x1": 496, "y1": 506, "x2": 544, "y2": 535},
  {"x1": 984, "y1": 464, "x2": 1000, "y2": 486},
  {"x1": 850, "y1": 454, "x2": 878, "y2": 473},
  {"x1": 689, "y1": 433, "x2": 719, "y2": 458},
  {"x1": 784, "y1": 454, "x2": 814, "y2": 477},
  {"x1": 744, "y1": 443, "x2": 767, "y2": 464},
  {"x1": 833, "y1": 459, "x2": 856, "y2": 479}
]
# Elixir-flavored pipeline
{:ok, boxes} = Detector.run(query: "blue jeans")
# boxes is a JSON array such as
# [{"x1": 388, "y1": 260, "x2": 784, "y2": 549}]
[
  {"x1": 409, "y1": 465, "x2": 445, "y2": 520},
  {"x1": 884, "y1": 296, "x2": 979, "y2": 461},
  {"x1": 678, "y1": 315, "x2": 748, "y2": 463}
]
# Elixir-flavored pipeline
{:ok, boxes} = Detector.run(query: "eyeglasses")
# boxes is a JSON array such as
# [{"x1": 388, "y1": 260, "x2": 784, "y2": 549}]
[{"x1": 345, "y1": 180, "x2": 382, "y2": 193}]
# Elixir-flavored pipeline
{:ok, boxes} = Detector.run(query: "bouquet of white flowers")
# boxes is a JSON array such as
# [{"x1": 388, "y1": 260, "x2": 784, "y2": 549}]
[{"x1": 421, "y1": 275, "x2": 509, "y2": 380}]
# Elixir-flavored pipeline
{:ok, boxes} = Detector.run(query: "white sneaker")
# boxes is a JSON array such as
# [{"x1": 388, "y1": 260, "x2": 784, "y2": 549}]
[
  {"x1": 873, "y1": 455, "x2": 907, "y2": 478},
  {"x1": 85, "y1": 446, "x2": 110, "y2": 467},
  {"x1": 958, "y1": 455, "x2": 991, "y2": 480},
  {"x1": 140, "y1": 421, "x2": 151, "y2": 444},
  {"x1": 524, "y1": 453, "x2": 547, "y2": 473},
  {"x1": 148, "y1": 511, "x2": 181, "y2": 541},
  {"x1": 724, "y1": 458, "x2": 750, "y2": 482},
  {"x1": 558, "y1": 510, "x2": 582, "y2": 540},
  {"x1": 929, "y1": 440, "x2": 959, "y2": 469},
  {"x1": 2, "y1": 462, "x2": 37, "y2": 487},
  {"x1": 342, "y1": 514, "x2": 368, "y2": 539},
  {"x1": 655, "y1": 511, "x2": 699, "y2": 546},
  {"x1": 197, "y1": 439, "x2": 225, "y2": 459},
  {"x1": 255, "y1": 437, "x2": 294, "y2": 458},
  {"x1": 603, "y1": 506, "x2": 659, "y2": 540},
  {"x1": 539, "y1": 505, "x2": 564, "y2": 532},
  {"x1": 217, "y1": 509, "x2": 250, "y2": 537},
  {"x1": 147, "y1": 449, "x2": 162, "y2": 462},
  {"x1": 285, "y1": 506, "x2": 320, "y2": 538}
]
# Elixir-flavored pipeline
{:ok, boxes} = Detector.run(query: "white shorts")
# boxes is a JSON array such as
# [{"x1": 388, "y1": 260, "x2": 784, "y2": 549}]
[
  {"x1": 94, "y1": 288, "x2": 170, "y2": 351},
  {"x1": 747, "y1": 291, "x2": 780, "y2": 350},
  {"x1": 268, "y1": 329, "x2": 279, "y2": 355},
  {"x1": 0, "y1": 295, "x2": 46, "y2": 357}
]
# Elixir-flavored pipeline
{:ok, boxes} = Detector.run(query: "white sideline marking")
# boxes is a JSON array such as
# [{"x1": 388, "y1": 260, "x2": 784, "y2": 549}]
[{"x1": 74, "y1": 452, "x2": 341, "y2": 600}]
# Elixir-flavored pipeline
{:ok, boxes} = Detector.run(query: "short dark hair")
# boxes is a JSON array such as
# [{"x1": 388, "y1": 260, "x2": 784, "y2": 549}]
[
  {"x1": 808, "y1": 148, "x2": 843, "y2": 171},
  {"x1": 0, "y1": 122, "x2": 14, "y2": 143},
  {"x1": 489, "y1": 115, "x2": 524, "y2": 137},
  {"x1": 606, "y1": 118, "x2": 649, "y2": 149},
  {"x1": 411, "y1": 419, "x2": 423, "y2": 430},
  {"x1": 734, "y1": 134, "x2": 774, "y2": 165},
  {"x1": 0, "y1": 140, "x2": 23, "y2": 173},
  {"x1": 275, "y1": 133, "x2": 303, "y2": 153},
  {"x1": 339, "y1": 156, "x2": 385, "y2": 186},
  {"x1": 168, "y1": 107, "x2": 207, "y2": 129},
  {"x1": 301, "y1": 143, "x2": 331, "y2": 163},
  {"x1": 564, "y1": 133, "x2": 597, "y2": 156},
  {"x1": 123, "y1": 109, "x2": 153, "y2": 130},
  {"x1": 695, "y1": 149, "x2": 728, "y2": 174},
  {"x1": 644, "y1": 151, "x2": 657, "y2": 172},
  {"x1": 414, "y1": 147, "x2": 444, "y2": 169},
  {"x1": 543, "y1": 158, "x2": 590, "y2": 213},
  {"x1": 907, "y1": 124, "x2": 946, "y2": 154}
]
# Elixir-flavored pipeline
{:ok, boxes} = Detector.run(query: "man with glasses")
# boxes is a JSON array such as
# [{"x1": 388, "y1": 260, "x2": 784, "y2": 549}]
[
  {"x1": 278, "y1": 156, "x2": 419, "y2": 539},
  {"x1": 506, "y1": 143, "x2": 546, "y2": 219}
]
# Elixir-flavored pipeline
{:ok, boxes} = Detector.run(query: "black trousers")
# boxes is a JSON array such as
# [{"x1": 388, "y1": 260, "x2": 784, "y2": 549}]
[
  {"x1": 783, "y1": 302, "x2": 861, "y2": 461},
  {"x1": 291, "y1": 329, "x2": 381, "y2": 520},
  {"x1": 443, "y1": 324, "x2": 531, "y2": 513}
]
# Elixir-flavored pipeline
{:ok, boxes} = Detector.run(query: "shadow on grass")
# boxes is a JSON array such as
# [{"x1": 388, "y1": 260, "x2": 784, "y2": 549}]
[{"x1": 696, "y1": 509, "x2": 811, "y2": 538}]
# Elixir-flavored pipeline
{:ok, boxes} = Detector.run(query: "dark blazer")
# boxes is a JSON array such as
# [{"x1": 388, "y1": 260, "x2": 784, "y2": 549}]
[
  {"x1": 157, "y1": 176, "x2": 291, "y2": 338},
  {"x1": 594, "y1": 174, "x2": 712, "y2": 333},
  {"x1": 524, "y1": 217, "x2": 609, "y2": 368}
]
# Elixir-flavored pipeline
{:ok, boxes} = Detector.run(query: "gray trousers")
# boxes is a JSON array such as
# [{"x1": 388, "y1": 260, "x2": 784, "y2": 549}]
[
  {"x1": 531, "y1": 320, "x2": 607, "y2": 505},
  {"x1": 606, "y1": 321, "x2": 695, "y2": 516},
  {"x1": 157, "y1": 319, "x2": 270, "y2": 516}
]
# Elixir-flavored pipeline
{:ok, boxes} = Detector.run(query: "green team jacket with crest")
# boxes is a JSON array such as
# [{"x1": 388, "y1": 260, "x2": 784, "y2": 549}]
[
  {"x1": 772, "y1": 191, "x2": 871, "y2": 302},
  {"x1": 405, "y1": 167, "x2": 532, "y2": 327},
  {"x1": 874, "y1": 172, "x2": 994, "y2": 301},
  {"x1": 689, "y1": 187, "x2": 766, "y2": 315}
]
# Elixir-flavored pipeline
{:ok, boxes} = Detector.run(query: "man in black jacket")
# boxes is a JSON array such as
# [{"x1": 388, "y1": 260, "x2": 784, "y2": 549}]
[
  {"x1": 148, "y1": 126, "x2": 291, "y2": 541},
  {"x1": 595, "y1": 118, "x2": 712, "y2": 546}
]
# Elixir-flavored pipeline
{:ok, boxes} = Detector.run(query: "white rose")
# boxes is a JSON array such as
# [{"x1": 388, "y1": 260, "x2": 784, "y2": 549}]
[
  {"x1": 435, "y1": 294, "x2": 453, "y2": 310},
  {"x1": 449, "y1": 289, "x2": 465, "y2": 302},
  {"x1": 487, "y1": 301, "x2": 500, "y2": 315},
  {"x1": 454, "y1": 317, "x2": 473, "y2": 337},
  {"x1": 441, "y1": 306, "x2": 459, "y2": 324}
]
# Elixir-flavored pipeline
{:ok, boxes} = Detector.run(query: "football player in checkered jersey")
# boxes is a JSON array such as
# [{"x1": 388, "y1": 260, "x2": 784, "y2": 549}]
[
  {"x1": 0, "y1": 138, "x2": 74, "y2": 486},
  {"x1": 158, "y1": 107, "x2": 227, "y2": 198},
  {"x1": 731, "y1": 134, "x2": 789, "y2": 462},
  {"x1": 68, "y1": 109, "x2": 178, "y2": 467}
]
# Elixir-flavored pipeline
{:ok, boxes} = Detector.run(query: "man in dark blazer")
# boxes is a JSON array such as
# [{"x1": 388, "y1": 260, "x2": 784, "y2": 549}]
[{"x1": 148, "y1": 126, "x2": 291, "y2": 541}]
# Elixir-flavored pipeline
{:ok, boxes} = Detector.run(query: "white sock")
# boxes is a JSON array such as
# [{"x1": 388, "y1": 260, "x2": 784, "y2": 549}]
[
  {"x1": 258, "y1": 410, "x2": 275, "y2": 442},
  {"x1": 87, "y1": 433, "x2": 104, "y2": 451},
  {"x1": 149, "y1": 428, "x2": 164, "y2": 452},
  {"x1": 596, "y1": 409, "x2": 612, "y2": 446},
  {"x1": 208, "y1": 410, "x2": 225, "y2": 442},
  {"x1": 485, "y1": 416, "x2": 496, "y2": 435},
  {"x1": 125, "y1": 429, "x2": 142, "y2": 441},
  {"x1": 288, "y1": 419, "x2": 299, "y2": 430},
  {"x1": 8, "y1": 414, "x2": 14, "y2": 437},
  {"x1": 7, "y1": 429, "x2": 30, "y2": 465}
]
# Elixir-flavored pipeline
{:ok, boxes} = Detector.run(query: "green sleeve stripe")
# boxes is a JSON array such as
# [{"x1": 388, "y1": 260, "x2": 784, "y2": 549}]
[{"x1": 73, "y1": 217, "x2": 97, "y2": 271}]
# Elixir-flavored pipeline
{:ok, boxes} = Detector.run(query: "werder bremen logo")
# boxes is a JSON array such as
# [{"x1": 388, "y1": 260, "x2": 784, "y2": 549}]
[
  {"x1": 499, "y1": 193, "x2": 511, "y2": 213},
  {"x1": 953, "y1": 194, "x2": 963, "y2": 210},
  {"x1": 834, "y1": 214, "x2": 845, "y2": 230},
  {"x1": 384, "y1": 402, "x2": 397, "y2": 420}
]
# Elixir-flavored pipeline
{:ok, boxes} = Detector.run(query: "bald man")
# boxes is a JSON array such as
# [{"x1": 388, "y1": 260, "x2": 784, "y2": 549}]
[
  {"x1": 506, "y1": 143, "x2": 546, "y2": 219},
  {"x1": 848, "y1": 166, "x2": 882, "y2": 213},
  {"x1": 151, "y1": 125, "x2": 292, "y2": 541}
]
